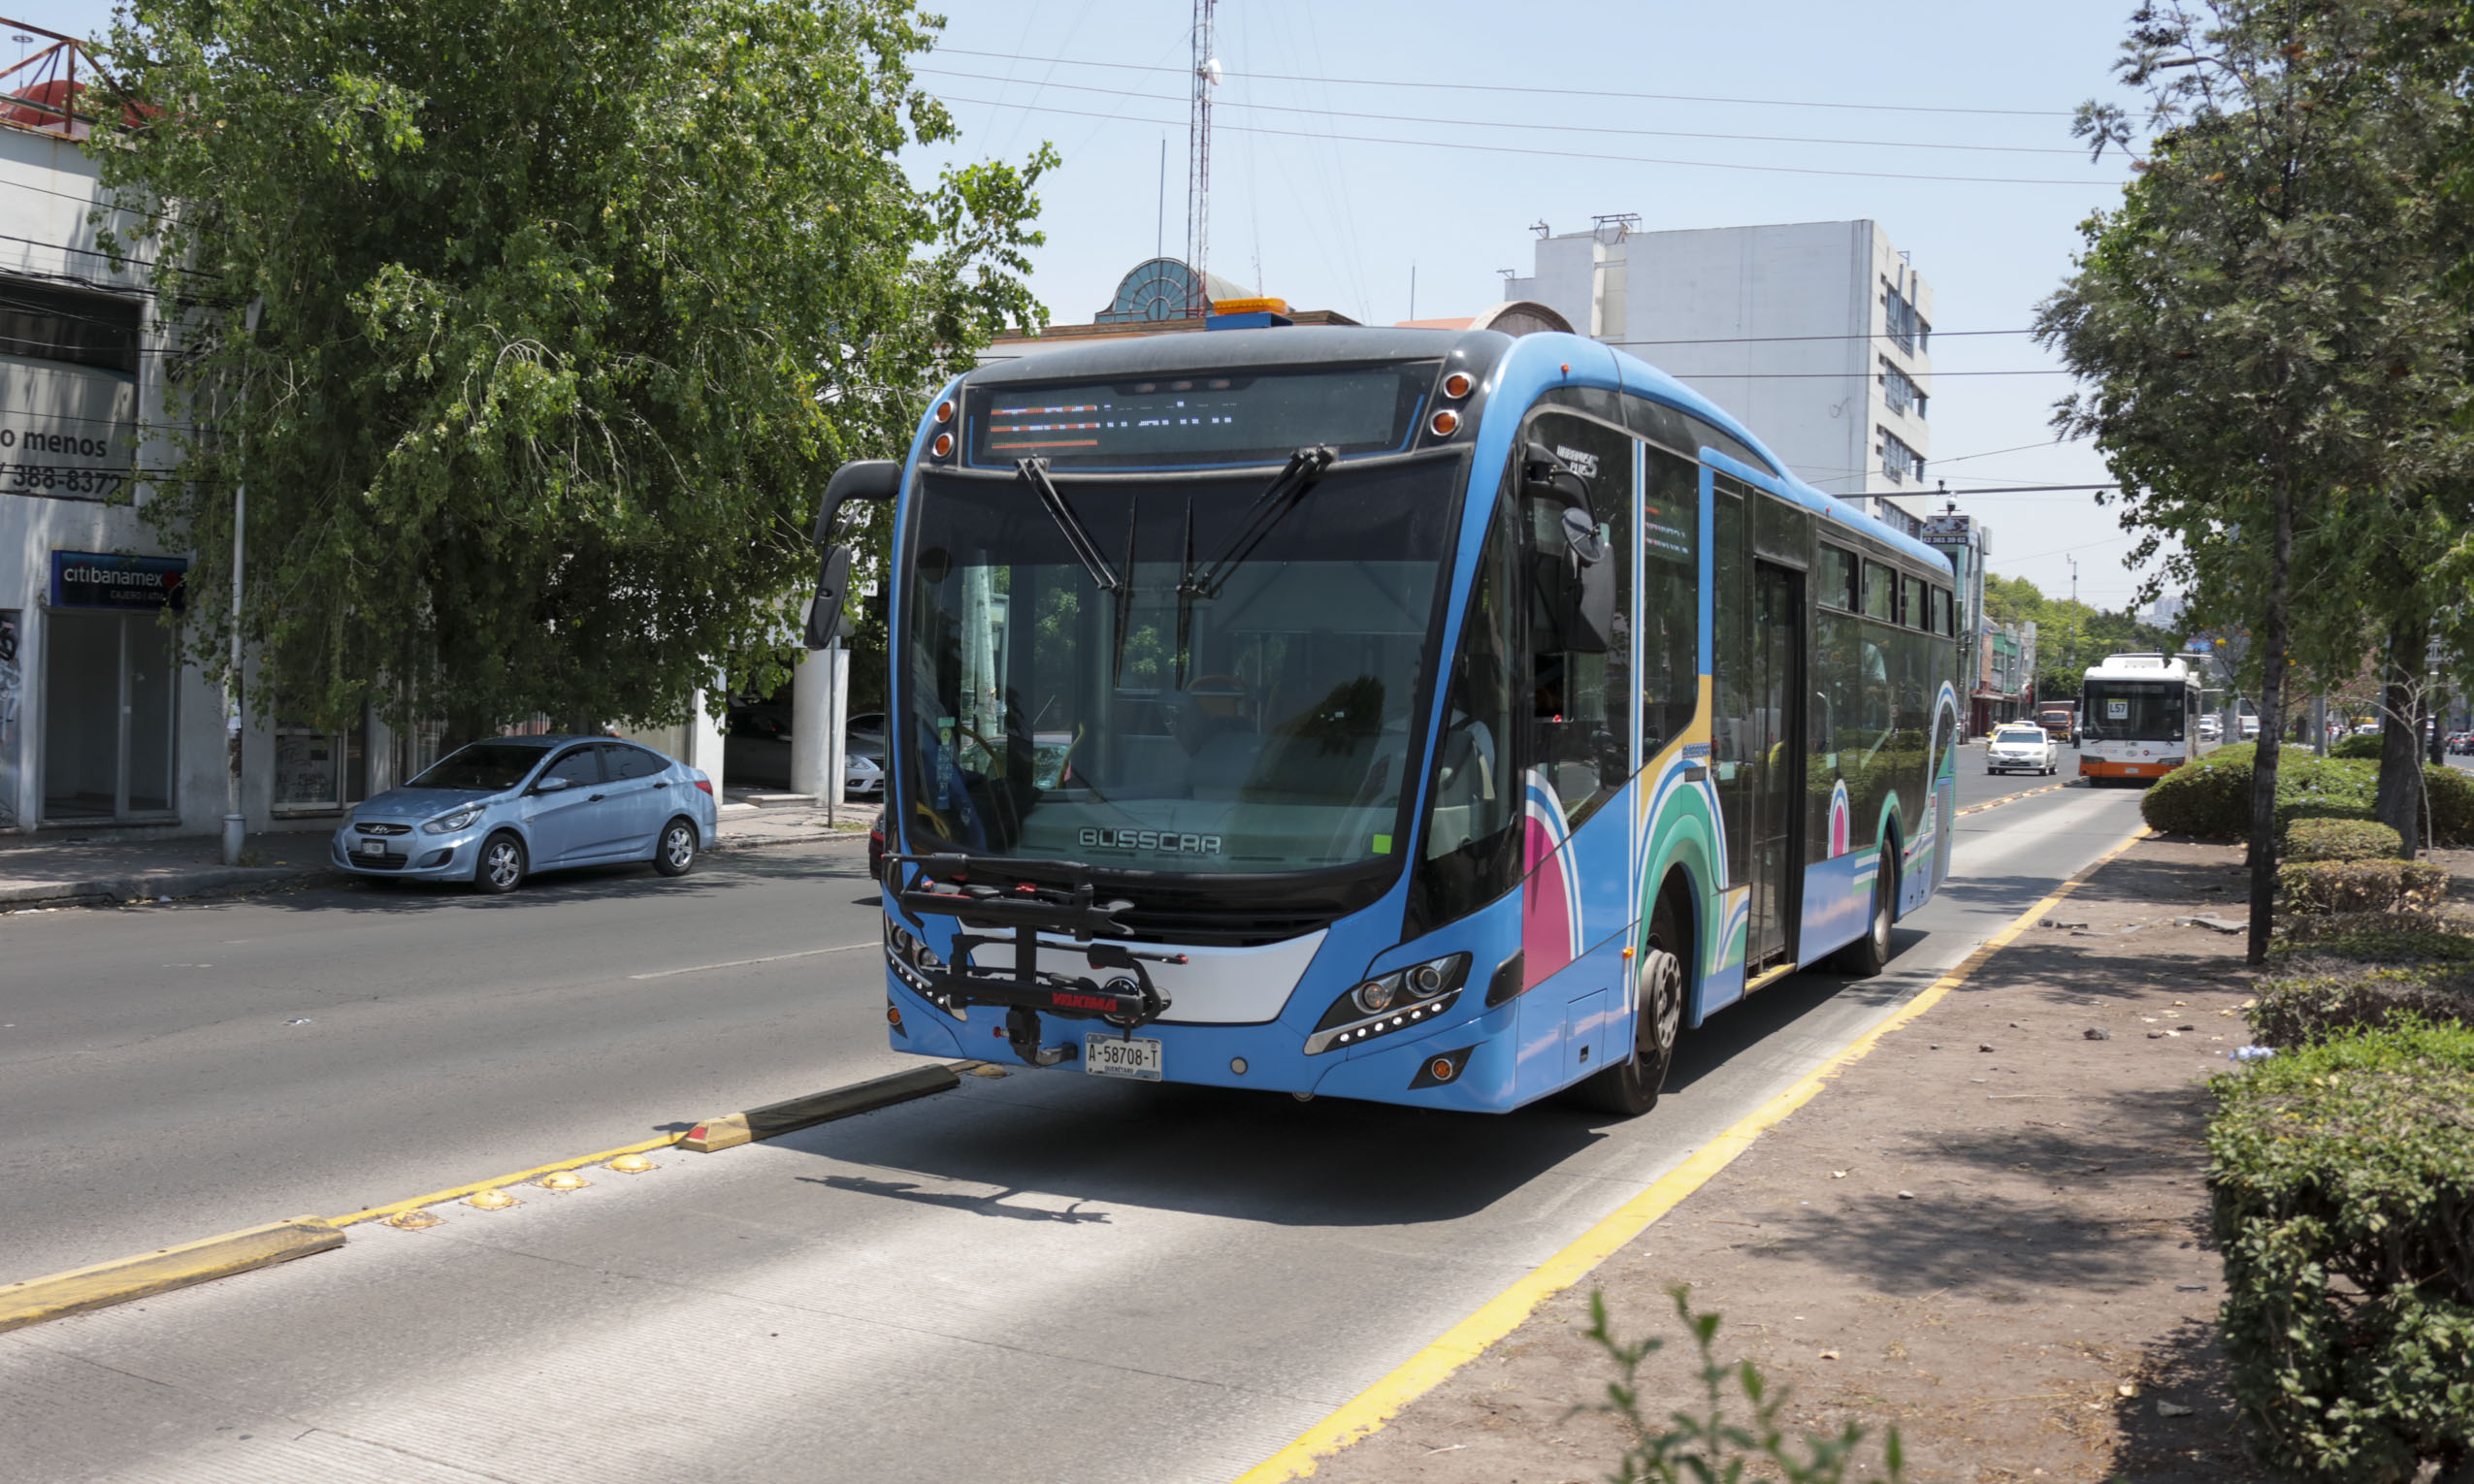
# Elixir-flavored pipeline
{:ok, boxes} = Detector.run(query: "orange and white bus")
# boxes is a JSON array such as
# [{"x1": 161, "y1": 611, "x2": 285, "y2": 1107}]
[{"x1": 2079, "y1": 653, "x2": 2210, "y2": 784}]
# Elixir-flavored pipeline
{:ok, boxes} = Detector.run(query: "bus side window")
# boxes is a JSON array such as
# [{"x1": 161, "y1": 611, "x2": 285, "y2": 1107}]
[
  {"x1": 1710, "y1": 483, "x2": 1749, "y2": 886},
  {"x1": 1523, "y1": 409, "x2": 1633, "y2": 827},
  {"x1": 1641, "y1": 446, "x2": 1700, "y2": 755}
]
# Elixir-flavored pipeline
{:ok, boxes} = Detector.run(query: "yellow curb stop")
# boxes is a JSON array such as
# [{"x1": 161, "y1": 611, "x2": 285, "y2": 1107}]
[
  {"x1": 0, "y1": 1216, "x2": 343, "y2": 1336},
  {"x1": 683, "y1": 1063, "x2": 963, "y2": 1152}
]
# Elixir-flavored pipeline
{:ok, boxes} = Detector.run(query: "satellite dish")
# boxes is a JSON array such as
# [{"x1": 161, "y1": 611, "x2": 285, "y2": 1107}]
[{"x1": 1201, "y1": 57, "x2": 1223, "y2": 85}]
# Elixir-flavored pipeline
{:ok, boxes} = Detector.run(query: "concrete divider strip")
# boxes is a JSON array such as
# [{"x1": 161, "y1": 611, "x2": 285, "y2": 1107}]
[
  {"x1": 1231, "y1": 823, "x2": 2157, "y2": 1484},
  {"x1": 328, "y1": 1133, "x2": 685, "y2": 1228},
  {"x1": 683, "y1": 1063, "x2": 962, "y2": 1152},
  {"x1": 0, "y1": 1216, "x2": 343, "y2": 1335}
]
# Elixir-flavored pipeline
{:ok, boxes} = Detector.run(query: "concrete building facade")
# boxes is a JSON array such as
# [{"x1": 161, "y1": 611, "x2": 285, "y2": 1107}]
[{"x1": 1505, "y1": 217, "x2": 1936, "y2": 534}]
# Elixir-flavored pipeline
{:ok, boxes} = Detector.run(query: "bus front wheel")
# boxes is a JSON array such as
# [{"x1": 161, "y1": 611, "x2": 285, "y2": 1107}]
[{"x1": 1579, "y1": 896, "x2": 1685, "y2": 1117}]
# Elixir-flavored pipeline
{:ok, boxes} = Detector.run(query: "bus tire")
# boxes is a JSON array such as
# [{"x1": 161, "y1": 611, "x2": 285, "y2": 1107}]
[
  {"x1": 1578, "y1": 893, "x2": 1685, "y2": 1117},
  {"x1": 1835, "y1": 849, "x2": 1897, "y2": 978}
]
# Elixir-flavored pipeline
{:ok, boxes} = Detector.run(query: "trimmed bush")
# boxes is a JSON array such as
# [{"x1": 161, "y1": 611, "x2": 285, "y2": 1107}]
[
  {"x1": 2427, "y1": 764, "x2": 2474, "y2": 848},
  {"x1": 2144, "y1": 745, "x2": 2472, "y2": 845},
  {"x1": 2279, "y1": 859, "x2": 2449, "y2": 915},
  {"x1": 2284, "y1": 818, "x2": 2403, "y2": 862},
  {"x1": 2275, "y1": 911, "x2": 2474, "y2": 967},
  {"x1": 2328, "y1": 732, "x2": 2385, "y2": 760},
  {"x1": 2248, "y1": 963, "x2": 2474, "y2": 1047},
  {"x1": 2209, "y1": 1021, "x2": 2474, "y2": 1479}
]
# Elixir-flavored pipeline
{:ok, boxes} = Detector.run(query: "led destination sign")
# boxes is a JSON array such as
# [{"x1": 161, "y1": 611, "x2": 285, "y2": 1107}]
[{"x1": 969, "y1": 365, "x2": 1431, "y2": 469}]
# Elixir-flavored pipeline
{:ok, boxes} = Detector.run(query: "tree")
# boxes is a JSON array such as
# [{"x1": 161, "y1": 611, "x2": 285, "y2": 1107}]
[
  {"x1": 2036, "y1": 0, "x2": 2474, "y2": 961},
  {"x1": 89, "y1": 0, "x2": 1050, "y2": 740}
]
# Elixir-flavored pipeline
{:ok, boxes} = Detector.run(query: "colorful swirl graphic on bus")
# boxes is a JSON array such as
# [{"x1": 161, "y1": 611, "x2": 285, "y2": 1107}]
[
  {"x1": 1827, "y1": 778, "x2": 1852, "y2": 858},
  {"x1": 1521, "y1": 769, "x2": 1585, "y2": 983}
]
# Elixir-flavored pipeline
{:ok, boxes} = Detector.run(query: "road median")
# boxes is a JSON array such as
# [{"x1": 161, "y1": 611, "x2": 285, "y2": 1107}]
[{"x1": 683, "y1": 1063, "x2": 961, "y2": 1150}]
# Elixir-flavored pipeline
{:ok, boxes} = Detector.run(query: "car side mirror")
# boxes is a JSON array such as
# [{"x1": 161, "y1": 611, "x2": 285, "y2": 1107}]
[{"x1": 534, "y1": 775, "x2": 570, "y2": 793}]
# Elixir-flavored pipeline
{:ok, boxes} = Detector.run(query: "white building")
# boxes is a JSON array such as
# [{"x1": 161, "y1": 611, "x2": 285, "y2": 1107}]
[{"x1": 1504, "y1": 217, "x2": 1935, "y2": 534}]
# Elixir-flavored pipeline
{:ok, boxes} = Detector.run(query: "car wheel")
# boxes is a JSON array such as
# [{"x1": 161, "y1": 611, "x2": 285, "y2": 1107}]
[
  {"x1": 653, "y1": 817, "x2": 698, "y2": 878},
  {"x1": 1835, "y1": 850, "x2": 1896, "y2": 978},
  {"x1": 1578, "y1": 894, "x2": 1686, "y2": 1117},
  {"x1": 474, "y1": 832, "x2": 527, "y2": 895}
]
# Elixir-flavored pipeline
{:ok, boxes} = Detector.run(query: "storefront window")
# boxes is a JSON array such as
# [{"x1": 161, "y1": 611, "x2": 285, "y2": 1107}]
[{"x1": 274, "y1": 709, "x2": 368, "y2": 814}]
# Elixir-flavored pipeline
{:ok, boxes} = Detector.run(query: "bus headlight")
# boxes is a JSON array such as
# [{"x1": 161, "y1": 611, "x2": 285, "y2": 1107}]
[
  {"x1": 1306, "y1": 952, "x2": 1471, "y2": 1054},
  {"x1": 884, "y1": 917, "x2": 964, "y2": 1018}
]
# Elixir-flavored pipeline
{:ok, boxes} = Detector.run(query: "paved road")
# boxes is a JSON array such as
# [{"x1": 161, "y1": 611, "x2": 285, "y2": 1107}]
[
  {"x1": 2, "y1": 784, "x2": 2151, "y2": 1484},
  {"x1": 0, "y1": 837, "x2": 904, "y2": 1280},
  {"x1": 1955, "y1": 737, "x2": 2082, "y2": 810}
]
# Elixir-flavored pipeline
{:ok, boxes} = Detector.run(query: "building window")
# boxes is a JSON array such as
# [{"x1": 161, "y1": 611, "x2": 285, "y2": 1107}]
[
  {"x1": 1881, "y1": 279, "x2": 1920, "y2": 356},
  {"x1": 0, "y1": 278, "x2": 142, "y2": 374},
  {"x1": 1877, "y1": 427, "x2": 1925, "y2": 485},
  {"x1": 1879, "y1": 360, "x2": 1926, "y2": 420}
]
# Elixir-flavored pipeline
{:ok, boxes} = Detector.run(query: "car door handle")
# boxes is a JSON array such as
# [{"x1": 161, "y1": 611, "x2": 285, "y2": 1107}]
[{"x1": 588, "y1": 792, "x2": 606, "y2": 802}]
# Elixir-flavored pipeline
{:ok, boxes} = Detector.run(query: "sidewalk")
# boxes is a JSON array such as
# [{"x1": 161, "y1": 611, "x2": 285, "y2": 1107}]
[
  {"x1": 0, "y1": 795, "x2": 880, "y2": 910},
  {"x1": 1303, "y1": 833, "x2": 2367, "y2": 1484}
]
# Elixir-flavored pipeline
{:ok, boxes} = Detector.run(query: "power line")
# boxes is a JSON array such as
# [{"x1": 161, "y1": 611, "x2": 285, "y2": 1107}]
[
  {"x1": 917, "y1": 66, "x2": 2094, "y2": 156},
  {"x1": 930, "y1": 94, "x2": 2130, "y2": 188},
  {"x1": 931, "y1": 47, "x2": 2082, "y2": 119}
]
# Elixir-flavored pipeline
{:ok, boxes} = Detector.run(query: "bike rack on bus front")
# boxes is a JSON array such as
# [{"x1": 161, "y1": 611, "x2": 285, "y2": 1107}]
[{"x1": 889, "y1": 853, "x2": 1185, "y2": 1067}]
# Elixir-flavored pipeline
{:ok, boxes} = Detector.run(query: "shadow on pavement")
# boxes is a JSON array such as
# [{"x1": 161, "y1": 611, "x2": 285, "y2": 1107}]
[{"x1": 144, "y1": 844, "x2": 873, "y2": 917}]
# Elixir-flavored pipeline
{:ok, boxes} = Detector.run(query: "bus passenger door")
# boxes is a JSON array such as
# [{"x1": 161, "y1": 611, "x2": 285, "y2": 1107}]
[{"x1": 1745, "y1": 561, "x2": 1805, "y2": 973}]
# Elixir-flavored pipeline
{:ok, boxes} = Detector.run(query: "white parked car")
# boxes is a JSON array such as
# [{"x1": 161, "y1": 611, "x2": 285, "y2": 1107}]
[{"x1": 1987, "y1": 723, "x2": 2061, "y2": 776}]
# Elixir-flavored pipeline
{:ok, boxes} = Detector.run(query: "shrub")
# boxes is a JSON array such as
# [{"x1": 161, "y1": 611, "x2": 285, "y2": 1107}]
[
  {"x1": 2248, "y1": 963, "x2": 2474, "y2": 1047},
  {"x1": 2427, "y1": 764, "x2": 2474, "y2": 849},
  {"x1": 2328, "y1": 732, "x2": 2385, "y2": 760},
  {"x1": 1583, "y1": 1286, "x2": 1904, "y2": 1483},
  {"x1": 2280, "y1": 859, "x2": 2449, "y2": 914},
  {"x1": 2209, "y1": 1021, "x2": 2474, "y2": 1479},
  {"x1": 2275, "y1": 911, "x2": 2474, "y2": 967},
  {"x1": 2284, "y1": 818, "x2": 2403, "y2": 862},
  {"x1": 2144, "y1": 746, "x2": 2472, "y2": 843}
]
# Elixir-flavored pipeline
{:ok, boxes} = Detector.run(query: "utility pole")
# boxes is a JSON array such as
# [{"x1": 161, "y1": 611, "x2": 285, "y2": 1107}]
[
  {"x1": 1156, "y1": 138, "x2": 1165, "y2": 261},
  {"x1": 221, "y1": 298, "x2": 262, "y2": 866}
]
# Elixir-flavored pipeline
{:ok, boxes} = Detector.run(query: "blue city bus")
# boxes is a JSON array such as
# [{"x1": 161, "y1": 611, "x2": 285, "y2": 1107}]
[{"x1": 808, "y1": 325, "x2": 1960, "y2": 1115}]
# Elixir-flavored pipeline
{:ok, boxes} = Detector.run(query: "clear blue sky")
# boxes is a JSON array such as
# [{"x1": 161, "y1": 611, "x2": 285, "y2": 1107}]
[{"x1": 13, "y1": 0, "x2": 2161, "y2": 610}]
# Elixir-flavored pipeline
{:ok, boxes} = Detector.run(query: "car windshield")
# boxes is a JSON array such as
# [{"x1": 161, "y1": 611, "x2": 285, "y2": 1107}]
[
  {"x1": 2082, "y1": 681, "x2": 2187, "y2": 742},
  {"x1": 407, "y1": 742, "x2": 548, "y2": 790},
  {"x1": 897, "y1": 456, "x2": 1460, "y2": 875},
  {"x1": 1995, "y1": 727, "x2": 2044, "y2": 743}
]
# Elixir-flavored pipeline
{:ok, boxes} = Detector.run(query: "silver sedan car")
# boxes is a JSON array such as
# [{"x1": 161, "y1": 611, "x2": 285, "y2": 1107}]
[{"x1": 331, "y1": 736, "x2": 720, "y2": 893}]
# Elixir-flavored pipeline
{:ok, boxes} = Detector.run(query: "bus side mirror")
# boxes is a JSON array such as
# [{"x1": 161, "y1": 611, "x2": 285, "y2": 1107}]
[
  {"x1": 806, "y1": 460, "x2": 904, "y2": 651},
  {"x1": 804, "y1": 545, "x2": 854, "y2": 650}
]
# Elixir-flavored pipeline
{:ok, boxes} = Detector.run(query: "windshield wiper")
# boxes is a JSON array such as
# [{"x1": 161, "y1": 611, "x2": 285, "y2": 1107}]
[
  {"x1": 1178, "y1": 445, "x2": 1337, "y2": 601},
  {"x1": 1016, "y1": 458, "x2": 1123, "y2": 594}
]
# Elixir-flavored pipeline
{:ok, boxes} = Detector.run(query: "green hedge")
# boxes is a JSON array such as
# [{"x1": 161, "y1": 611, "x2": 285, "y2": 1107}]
[
  {"x1": 2280, "y1": 859, "x2": 2449, "y2": 915},
  {"x1": 2249, "y1": 964, "x2": 2474, "y2": 1047},
  {"x1": 2142, "y1": 745, "x2": 2471, "y2": 847},
  {"x1": 2274, "y1": 911, "x2": 2474, "y2": 968},
  {"x1": 2284, "y1": 818, "x2": 2404, "y2": 862},
  {"x1": 2328, "y1": 733, "x2": 2385, "y2": 760},
  {"x1": 2210, "y1": 1021, "x2": 2474, "y2": 1479}
]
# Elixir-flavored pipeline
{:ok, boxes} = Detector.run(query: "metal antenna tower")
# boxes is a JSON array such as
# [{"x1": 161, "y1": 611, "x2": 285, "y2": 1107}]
[{"x1": 1185, "y1": 0, "x2": 1219, "y2": 317}]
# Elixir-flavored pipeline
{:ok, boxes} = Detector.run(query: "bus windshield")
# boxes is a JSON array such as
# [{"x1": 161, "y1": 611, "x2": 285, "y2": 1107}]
[
  {"x1": 897, "y1": 456, "x2": 1460, "y2": 876},
  {"x1": 2082, "y1": 681, "x2": 2187, "y2": 742}
]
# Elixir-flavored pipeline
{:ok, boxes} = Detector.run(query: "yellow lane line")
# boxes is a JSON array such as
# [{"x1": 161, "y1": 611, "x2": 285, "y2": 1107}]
[
  {"x1": 1230, "y1": 822, "x2": 2155, "y2": 1484},
  {"x1": 1959, "y1": 778, "x2": 2072, "y2": 817}
]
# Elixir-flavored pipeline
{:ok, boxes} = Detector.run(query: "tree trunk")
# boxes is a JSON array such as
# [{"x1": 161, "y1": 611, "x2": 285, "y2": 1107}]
[
  {"x1": 2376, "y1": 610, "x2": 2427, "y2": 857},
  {"x1": 2247, "y1": 475, "x2": 2294, "y2": 967}
]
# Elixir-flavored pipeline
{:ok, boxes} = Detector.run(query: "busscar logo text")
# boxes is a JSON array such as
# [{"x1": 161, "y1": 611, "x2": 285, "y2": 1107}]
[{"x1": 1078, "y1": 827, "x2": 1223, "y2": 857}]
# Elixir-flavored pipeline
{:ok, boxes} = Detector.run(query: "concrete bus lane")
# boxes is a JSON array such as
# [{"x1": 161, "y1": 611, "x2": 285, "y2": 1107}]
[{"x1": 0, "y1": 784, "x2": 2150, "y2": 1484}]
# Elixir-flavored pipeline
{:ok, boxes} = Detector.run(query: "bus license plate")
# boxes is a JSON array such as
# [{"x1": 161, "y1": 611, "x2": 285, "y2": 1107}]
[{"x1": 1085, "y1": 1034, "x2": 1162, "y2": 1081}]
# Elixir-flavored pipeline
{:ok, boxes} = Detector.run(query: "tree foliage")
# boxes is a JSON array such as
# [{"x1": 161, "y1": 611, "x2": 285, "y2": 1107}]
[
  {"x1": 1981, "y1": 572, "x2": 2180, "y2": 699},
  {"x1": 89, "y1": 0, "x2": 1051, "y2": 735},
  {"x1": 2036, "y1": 0, "x2": 2474, "y2": 959}
]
